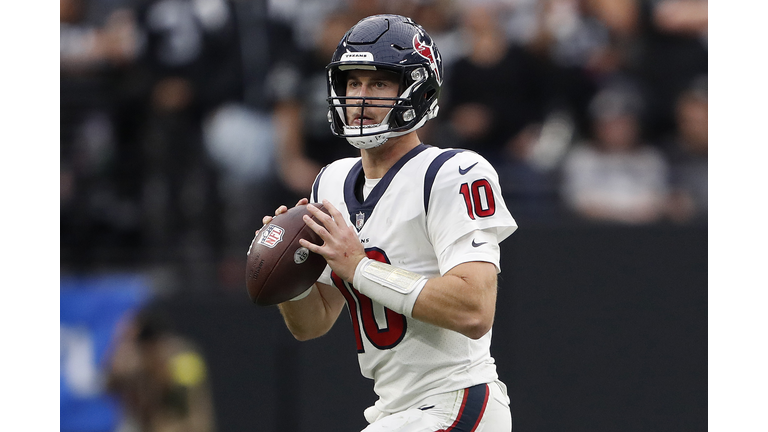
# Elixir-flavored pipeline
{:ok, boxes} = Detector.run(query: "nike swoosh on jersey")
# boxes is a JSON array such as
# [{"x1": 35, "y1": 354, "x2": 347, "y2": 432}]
[
  {"x1": 458, "y1": 162, "x2": 478, "y2": 175},
  {"x1": 471, "y1": 239, "x2": 487, "y2": 247}
]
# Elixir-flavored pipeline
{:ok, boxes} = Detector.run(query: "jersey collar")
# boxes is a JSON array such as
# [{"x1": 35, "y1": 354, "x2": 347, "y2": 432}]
[{"x1": 344, "y1": 143, "x2": 430, "y2": 230}]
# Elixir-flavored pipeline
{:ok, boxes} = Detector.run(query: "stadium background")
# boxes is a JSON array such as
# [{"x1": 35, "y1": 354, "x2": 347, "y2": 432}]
[{"x1": 60, "y1": 0, "x2": 708, "y2": 431}]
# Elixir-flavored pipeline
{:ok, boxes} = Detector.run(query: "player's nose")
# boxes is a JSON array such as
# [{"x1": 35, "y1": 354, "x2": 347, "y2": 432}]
[
  {"x1": 347, "y1": 87, "x2": 366, "y2": 103},
  {"x1": 357, "y1": 81, "x2": 374, "y2": 99}
]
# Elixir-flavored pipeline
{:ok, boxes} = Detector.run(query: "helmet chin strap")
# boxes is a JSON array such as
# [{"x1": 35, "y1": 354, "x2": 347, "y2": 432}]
[
  {"x1": 346, "y1": 134, "x2": 389, "y2": 149},
  {"x1": 344, "y1": 115, "x2": 429, "y2": 149},
  {"x1": 344, "y1": 108, "x2": 394, "y2": 149}
]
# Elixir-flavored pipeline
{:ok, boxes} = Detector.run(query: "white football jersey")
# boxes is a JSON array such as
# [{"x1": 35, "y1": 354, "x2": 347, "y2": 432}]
[{"x1": 311, "y1": 144, "x2": 518, "y2": 413}]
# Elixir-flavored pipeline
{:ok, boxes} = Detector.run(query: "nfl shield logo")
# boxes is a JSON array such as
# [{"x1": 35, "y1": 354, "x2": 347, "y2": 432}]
[
  {"x1": 258, "y1": 224, "x2": 285, "y2": 248},
  {"x1": 355, "y1": 212, "x2": 366, "y2": 230}
]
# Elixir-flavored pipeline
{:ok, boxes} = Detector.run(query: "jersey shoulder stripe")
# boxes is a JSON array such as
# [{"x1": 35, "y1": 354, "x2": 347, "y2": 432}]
[
  {"x1": 311, "y1": 165, "x2": 328, "y2": 203},
  {"x1": 311, "y1": 157, "x2": 360, "y2": 203},
  {"x1": 423, "y1": 149, "x2": 464, "y2": 214}
]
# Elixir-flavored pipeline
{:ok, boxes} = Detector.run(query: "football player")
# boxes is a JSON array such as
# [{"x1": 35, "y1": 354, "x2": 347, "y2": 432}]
[{"x1": 265, "y1": 14, "x2": 518, "y2": 431}]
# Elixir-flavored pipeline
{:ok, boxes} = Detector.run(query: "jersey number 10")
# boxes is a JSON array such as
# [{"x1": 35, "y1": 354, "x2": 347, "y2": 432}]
[
  {"x1": 332, "y1": 248, "x2": 407, "y2": 353},
  {"x1": 459, "y1": 180, "x2": 496, "y2": 219}
]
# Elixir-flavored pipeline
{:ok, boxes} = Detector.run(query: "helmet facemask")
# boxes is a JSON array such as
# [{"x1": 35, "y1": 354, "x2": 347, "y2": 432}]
[{"x1": 327, "y1": 65, "x2": 439, "y2": 149}]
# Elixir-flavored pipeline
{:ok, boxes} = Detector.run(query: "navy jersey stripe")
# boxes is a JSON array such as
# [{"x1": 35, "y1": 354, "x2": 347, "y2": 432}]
[
  {"x1": 423, "y1": 149, "x2": 463, "y2": 215},
  {"x1": 311, "y1": 165, "x2": 328, "y2": 203},
  {"x1": 441, "y1": 384, "x2": 490, "y2": 432}
]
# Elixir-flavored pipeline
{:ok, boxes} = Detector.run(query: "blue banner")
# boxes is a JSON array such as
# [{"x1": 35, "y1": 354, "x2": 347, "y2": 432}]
[{"x1": 60, "y1": 274, "x2": 150, "y2": 432}]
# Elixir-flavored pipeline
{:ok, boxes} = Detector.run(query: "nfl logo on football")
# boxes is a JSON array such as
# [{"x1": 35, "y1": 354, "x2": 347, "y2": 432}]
[
  {"x1": 356, "y1": 212, "x2": 366, "y2": 230},
  {"x1": 258, "y1": 224, "x2": 285, "y2": 248}
]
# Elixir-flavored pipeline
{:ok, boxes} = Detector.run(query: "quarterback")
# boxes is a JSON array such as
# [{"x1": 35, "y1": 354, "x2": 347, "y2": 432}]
[{"x1": 267, "y1": 15, "x2": 518, "y2": 431}]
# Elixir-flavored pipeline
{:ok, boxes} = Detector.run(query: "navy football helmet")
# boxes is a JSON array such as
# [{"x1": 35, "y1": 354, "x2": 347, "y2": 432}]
[{"x1": 326, "y1": 15, "x2": 443, "y2": 149}]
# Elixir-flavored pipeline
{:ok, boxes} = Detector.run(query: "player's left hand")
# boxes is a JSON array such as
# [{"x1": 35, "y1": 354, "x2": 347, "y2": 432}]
[{"x1": 300, "y1": 200, "x2": 366, "y2": 283}]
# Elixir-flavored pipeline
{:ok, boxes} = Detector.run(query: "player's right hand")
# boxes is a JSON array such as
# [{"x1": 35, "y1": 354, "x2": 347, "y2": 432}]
[{"x1": 260, "y1": 198, "x2": 309, "y2": 227}]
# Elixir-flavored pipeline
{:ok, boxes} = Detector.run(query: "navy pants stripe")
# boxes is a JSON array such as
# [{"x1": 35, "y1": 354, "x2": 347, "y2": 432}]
[{"x1": 440, "y1": 384, "x2": 490, "y2": 432}]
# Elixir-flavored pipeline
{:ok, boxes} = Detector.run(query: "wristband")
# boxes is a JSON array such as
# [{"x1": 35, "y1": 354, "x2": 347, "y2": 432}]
[{"x1": 352, "y1": 258, "x2": 427, "y2": 318}]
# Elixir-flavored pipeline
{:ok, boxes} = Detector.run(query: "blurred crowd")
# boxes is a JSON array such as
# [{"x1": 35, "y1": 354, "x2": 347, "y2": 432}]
[{"x1": 61, "y1": 0, "x2": 708, "y2": 292}]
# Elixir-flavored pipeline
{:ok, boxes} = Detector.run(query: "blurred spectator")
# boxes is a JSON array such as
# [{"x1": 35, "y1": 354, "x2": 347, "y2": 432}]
[
  {"x1": 635, "y1": 0, "x2": 708, "y2": 141},
  {"x1": 61, "y1": 0, "x2": 139, "y2": 72},
  {"x1": 107, "y1": 305, "x2": 217, "y2": 432},
  {"x1": 664, "y1": 76, "x2": 707, "y2": 223},
  {"x1": 496, "y1": 111, "x2": 575, "y2": 223},
  {"x1": 267, "y1": 0, "x2": 345, "y2": 52},
  {"x1": 525, "y1": 0, "x2": 640, "y2": 137},
  {"x1": 440, "y1": 2, "x2": 546, "y2": 160},
  {"x1": 130, "y1": 0, "x2": 243, "y2": 110},
  {"x1": 586, "y1": 0, "x2": 640, "y2": 38},
  {"x1": 561, "y1": 79, "x2": 670, "y2": 224},
  {"x1": 528, "y1": 0, "x2": 614, "y2": 81}
]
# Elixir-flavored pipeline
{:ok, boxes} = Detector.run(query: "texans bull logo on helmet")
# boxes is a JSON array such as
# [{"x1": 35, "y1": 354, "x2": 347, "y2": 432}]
[{"x1": 413, "y1": 33, "x2": 441, "y2": 84}]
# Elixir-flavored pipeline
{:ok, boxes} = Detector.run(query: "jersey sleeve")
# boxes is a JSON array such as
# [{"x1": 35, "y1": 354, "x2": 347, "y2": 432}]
[
  {"x1": 425, "y1": 151, "x2": 517, "y2": 264},
  {"x1": 437, "y1": 228, "x2": 501, "y2": 276}
]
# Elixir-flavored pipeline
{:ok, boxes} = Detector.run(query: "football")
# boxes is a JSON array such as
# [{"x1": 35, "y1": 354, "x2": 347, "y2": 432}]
[{"x1": 246, "y1": 204, "x2": 329, "y2": 306}]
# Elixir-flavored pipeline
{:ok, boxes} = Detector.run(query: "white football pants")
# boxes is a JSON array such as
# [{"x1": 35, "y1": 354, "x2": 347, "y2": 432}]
[{"x1": 360, "y1": 381, "x2": 512, "y2": 432}]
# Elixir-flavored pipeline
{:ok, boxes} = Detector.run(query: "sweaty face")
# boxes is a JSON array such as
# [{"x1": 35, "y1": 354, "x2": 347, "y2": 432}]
[{"x1": 345, "y1": 69, "x2": 401, "y2": 127}]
